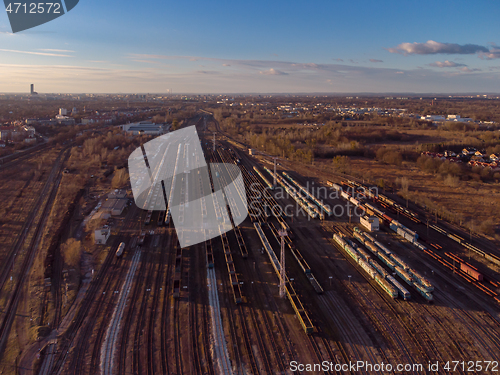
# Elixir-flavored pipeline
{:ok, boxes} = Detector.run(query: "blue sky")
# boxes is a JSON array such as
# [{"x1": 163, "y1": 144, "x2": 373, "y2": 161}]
[{"x1": 0, "y1": 0, "x2": 499, "y2": 93}]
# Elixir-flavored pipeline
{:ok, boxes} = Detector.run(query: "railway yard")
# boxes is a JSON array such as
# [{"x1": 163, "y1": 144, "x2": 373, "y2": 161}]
[{"x1": 1, "y1": 114, "x2": 500, "y2": 375}]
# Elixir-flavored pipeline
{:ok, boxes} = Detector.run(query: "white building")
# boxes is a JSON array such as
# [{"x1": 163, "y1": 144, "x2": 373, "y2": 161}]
[
  {"x1": 121, "y1": 121, "x2": 168, "y2": 136},
  {"x1": 94, "y1": 228, "x2": 111, "y2": 244},
  {"x1": 59, "y1": 108, "x2": 68, "y2": 116},
  {"x1": 360, "y1": 216, "x2": 379, "y2": 232}
]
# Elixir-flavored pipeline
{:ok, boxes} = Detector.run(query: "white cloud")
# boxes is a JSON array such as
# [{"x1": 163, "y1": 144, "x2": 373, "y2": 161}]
[
  {"x1": 387, "y1": 40, "x2": 489, "y2": 55},
  {"x1": 259, "y1": 68, "x2": 287, "y2": 75},
  {"x1": 38, "y1": 49, "x2": 75, "y2": 53},
  {"x1": 479, "y1": 47, "x2": 500, "y2": 60},
  {"x1": 0, "y1": 48, "x2": 72, "y2": 57},
  {"x1": 429, "y1": 60, "x2": 467, "y2": 68}
]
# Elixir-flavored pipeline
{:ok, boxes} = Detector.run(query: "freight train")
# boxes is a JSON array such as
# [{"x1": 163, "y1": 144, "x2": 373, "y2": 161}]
[
  {"x1": 333, "y1": 233, "x2": 398, "y2": 299},
  {"x1": 352, "y1": 226, "x2": 436, "y2": 301},
  {"x1": 282, "y1": 172, "x2": 332, "y2": 216}
]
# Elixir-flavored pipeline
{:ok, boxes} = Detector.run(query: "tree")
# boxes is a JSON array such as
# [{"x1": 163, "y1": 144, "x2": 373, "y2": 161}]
[
  {"x1": 172, "y1": 118, "x2": 179, "y2": 131},
  {"x1": 61, "y1": 238, "x2": 82, "y2": 268},
  {"x1": 111, "y1": 168, "x2": 129, "y2": 189},
  {"x1": 332, "y1": 155, "x2": 350, "y2": 174}
]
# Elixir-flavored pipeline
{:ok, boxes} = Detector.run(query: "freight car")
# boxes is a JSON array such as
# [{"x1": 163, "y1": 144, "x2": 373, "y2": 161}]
[
  {"x1": 390, "y1": 253, "x2": 409, "y2": 270},
  {"x1": 413, "y1": 283, "x2": 434, "y2": 302},
  {"x1": 366, "y1": 242, "x2": 379, "y2": 255},
  {"x1": 359, "y1": 259, "x2": 377, "y2": 279},
  {"x1": 395, "y1": 266, "x2": 413, "y2": 286},
  {"x1": 373, "y1": 240, "x2": 392, "y2": 256},
  {"x1": 460, "y1": 263, "x2": 483, "y2": 281},
  {"x1": 353, "y1": 231, "x2": 365, "y2": 245},
  {"x1": 326, "y1": 180, "x2": 343, "y2": 191},
  {"x1": 408, "y1": 268, "x2": 434, "y2": 292},
  {"x1": 375, "y1": 274, "x2": 398, "y2": 299},
  {"x1": 307, "y1": 274, "x2": 324, "y2": 294},
  {"x1": 387, "y1": 275, "x2": 411, "y2": 300},
  {"x1": 369, "y1": 259, "x2": 388, "y2": 277},
  {"x1": 377, "y1": 252, "x2": 396, "y2": 270}
]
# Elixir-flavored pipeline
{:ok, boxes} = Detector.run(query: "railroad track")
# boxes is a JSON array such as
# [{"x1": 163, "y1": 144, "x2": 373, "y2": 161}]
[
  {"x1": 100, "y1": 246, "x2": 142, "y2": 375},
  {"x1": 0, "y1": 148, "x2": 70, "y2": 356},
  {"x1": 130, "y1": 241, "x2": 158, "y2": 375},
  {"x1": 71, "y1": 254, "x2": 126, "y2": 375},
  {"x1": 332, "y1": 224, "x2": 466, "y2": 374},
  {"x1": 50, "y1": 242, "x2": 116, "y2": 374},
  {"x1": 188, "y1": 241, "x2": 214, "y2": 375},
  {"x1": 172, "y1": 250, "x2": 184, "y2": 375},
  {"x1": 145, "y1": 234, "x2": 167, "y2": 375},
  {"x1": 159, "y1": 230, "x2": 176, "y2": 375}
]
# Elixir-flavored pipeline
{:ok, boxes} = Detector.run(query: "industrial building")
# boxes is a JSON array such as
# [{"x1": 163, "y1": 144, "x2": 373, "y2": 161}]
[
  {"x1": 121, "y1": 121, "x2": 169, "y2": 136},
  {"x1": 94, "y1": 227, "x2": 111, "y2": 244},
  {"x1": 360, "y1": 215, "x2": 379, "y2": 232},
  {"x1": 101, "y1": 190, "x2": 129, "y2": 216}
]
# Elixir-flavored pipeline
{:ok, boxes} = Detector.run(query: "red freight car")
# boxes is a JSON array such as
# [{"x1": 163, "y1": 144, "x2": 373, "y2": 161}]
[{"x1": 460, "y1": 263, "x2": 483, "y2": 281}]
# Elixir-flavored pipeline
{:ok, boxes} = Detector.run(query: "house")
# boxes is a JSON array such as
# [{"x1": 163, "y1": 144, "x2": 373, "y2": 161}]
[
  {"x1": 490, "y1": 153, "x2": 499, "y2": 162},
  {"x1": 81, "y1": 115, "x2": 116, "y2": 125},
  {"x1": 444, "y1": 150, "x2": 456, "y2": 157},
  {"x1": 462, "y1": 147, "x2": 476, "y2": 156},
  {"x1": 0, "y1": 126, "x2": 18, "y2": 140}
]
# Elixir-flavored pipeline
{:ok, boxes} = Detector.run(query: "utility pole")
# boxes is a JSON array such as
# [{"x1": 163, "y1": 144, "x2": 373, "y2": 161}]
[
  {"x1": 278, "y1": 230, "x2": 287, "y2": 298},
  {"x1": 272, "y1": 157, "x2": 278, "y2": 188},
  {"x1": 213, "y1": 132, "x2": 216, "y2": 152}
]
